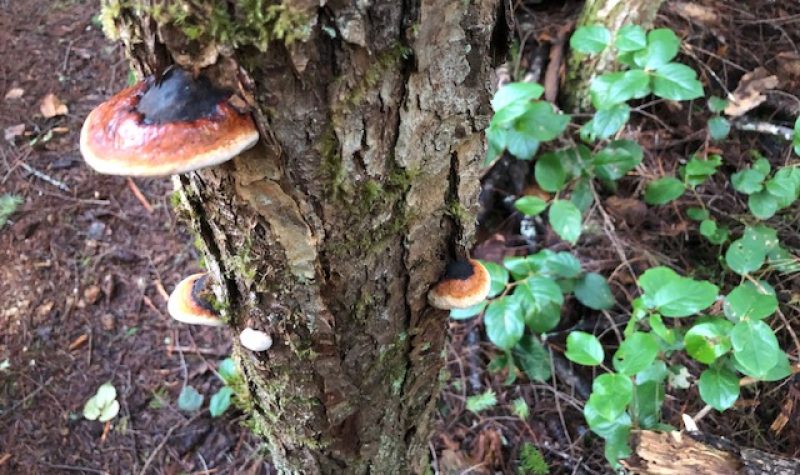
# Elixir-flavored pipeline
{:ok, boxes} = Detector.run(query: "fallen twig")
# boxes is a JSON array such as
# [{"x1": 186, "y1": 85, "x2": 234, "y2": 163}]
[
  {"x1": 127, "y1": 178, "x2": 154, "y2": 213},
  {"x1": 20, "y1": 162, "x2": 70, "y2": 191},
  {"x1": 732, "y1": 118, "x2": 794, "y2": 141}
]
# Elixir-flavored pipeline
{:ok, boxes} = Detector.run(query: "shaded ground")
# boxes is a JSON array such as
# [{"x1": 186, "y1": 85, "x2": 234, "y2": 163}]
[{"x1": 0, "y1": 1, "x2": 266, "y2": 473}]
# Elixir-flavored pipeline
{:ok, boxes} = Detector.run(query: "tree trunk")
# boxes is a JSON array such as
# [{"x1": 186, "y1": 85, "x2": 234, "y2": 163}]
[
  {"x1": 103, "y1": 0, "x2": 502, "y2": 473},
  {"x1": 564, "y1": 0, "x2": 664, "y2": 110}
]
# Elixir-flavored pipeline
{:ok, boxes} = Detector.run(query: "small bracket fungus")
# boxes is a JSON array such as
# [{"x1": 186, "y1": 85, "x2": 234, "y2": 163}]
[
  {"x1": 167, "y1": 273, "x2": 224, "y2": 326},
  {"x1": 239, "y1": 328, "x2": 273, "y2": 352},
  {"x1": 427, "y1": 259, "x2": 491, "y2": 310},
  {"x1": 80, "y1": 67, "x2": 259, "y2": 176}
]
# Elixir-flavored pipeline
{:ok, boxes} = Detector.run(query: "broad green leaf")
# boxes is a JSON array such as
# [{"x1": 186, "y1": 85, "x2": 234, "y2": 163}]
[
  {"x1": 571, "y1": 177, "x2": 594, "y2": 213},
  {"x1": 209, "y1": 386, "x2": 234, "y2": 417},
  {"x1": 513, "y1": 335, "x2": 551, "y2": 382},
  {"x1": 753, "y1": 157, "x2": 771, "y2": 175},
  {"x1": 518, "y1": 276, "x2": 564, "y2": 306},
  {"x1": 638, "y1": 266, "x2": 719, "y2": 317},
  {"x1": 546, "y1": 252, "x2": 582, "y2": 279},
  {"x1": 524, "y1": 300, "x2": 562, "y2": 334},
  {"x1": 649, "y1": 314, "x2": 678, "y2": 346},
  {"x1": 484, "y1": 296, "x2": 525, "y2": 350},
  {"x1": 504, "y1": 255, "x2": 541, "y2": 279},
  {"x1": 684, "y1": 153, "x2": 722, "y2": 187},
  {"x1": 565, "y1": 331, "x2": 604, "y2": 366},
  {"x1": 762, "y1": 352, "x2": 792, "y2": 381},
  {"x1": 644, "y1": 177, "x2": 686, "y2": 205},
  {"x1": 652, "y1": 63, "x2": 704, "y2": 101},
  {"x1": 218, "y1": 358, "x2": 238, "y2": 384},
  {"x1": 613, "y1": 332, "x2": 659, "y2": 376},
  {"x1": 581, "y1": 104, "x2": 630, "y2": 141},
  {"x1": 684, "y1": 319, "x2": 733, "y2": 364},
  {"x1": 535, "y1": 152, "x2": 567, "y2": 192},
  {"x1": 490, "y1": 100, "x2": 532, "y2": 126},
  {"x1": 748, "y1": 191, "x2": 778, "y2": 219},
  {"x1": 723, "y1": 281, "x2": 777, "y2": 321},
  {"x1": 593, "y1": 139, "x2": 643, "y2": 181},
  {"x1": 708, "y1": 116, "x2": 730, "y2": 140},
  {"x1": 98, "y1": 400, "x2": 120, "y2": 422},
  {"x1": 708, "y1": 96, "x2": 728, "y2": 113},
  {"x1": 632, "y1": 376, "x2": 665, "y2": 429},
  {"x1": 178, "y1": 385, "x2": 204, "y2": 412},
  {"x1": 614, "y1": 24, "x2": 647, "y2": 52},
  {"x1": 482, "y1": 261, "x2": 509, "y2": 298},
  {"x1": 590, "y1": 70, "x2": 651, "y2": 109},
  {"x1": 686, "y1": 207, "x2": 709, "y2": 221},
  {"x1": 570, "y1": 25, "x2": 612, "y2": 54},
  {"x1": 95, "y1": 383, "x2": 117, "y2": 406},
  {"x1": 549, "y1": 199, "x2": 582, "y2": 244},
  {"x1": 587, "y1": 373, "x2": 634, "y2": 421},
  {"x1": 574, "y1": 272, "x2": 615, "y2": 310},
  {"x1": 794, "y1": 117, "x2": 800, "y2": 155},
  {"x1": 731, "y1": 320, "x2": 781, "y2": 379},
  {"x1": 698, "y1": 367, "x2": 739, "y2": 411},
  {"x1": 699, "y1": 219, "x2": 717, "y2": 238},
  {"x1": 724, "y1": 226, "x2": 776, "y2": 275},
  {"x1": 466, "y1": 390, "x2": 497, "y2": 413},
  {"x1": 517, "y1": 101, "x2": 571, "y2": 141},
  {"x1": 768, "y1": 246, "x2": 800, "y2": 274},
  {"x1": 765, "y1": 168, "x2": 799, "y2": 207},
  {"x1": 635, "y1": 28, "x2": 680, "y2": 69},
  {"x1": 491, "y1": 82, "x2": 544, "y2": 111},
  {"x1": 731, "y1": 168, "x2": 766, "y2": 194},
  {"x1": 485, "y1": 126, "x2": 507, "y2": 165},
  {"x1": 505, "y1": 129, "x2": 539, "y2": 160},
  {"x1": 514, "y1": 196, "x2": 548, "y2": 216}
]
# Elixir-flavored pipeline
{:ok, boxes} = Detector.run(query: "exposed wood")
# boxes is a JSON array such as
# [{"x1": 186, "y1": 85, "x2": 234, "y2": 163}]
[{"x1": 624, "y1": 430, "x2": 800, "y2": 475}]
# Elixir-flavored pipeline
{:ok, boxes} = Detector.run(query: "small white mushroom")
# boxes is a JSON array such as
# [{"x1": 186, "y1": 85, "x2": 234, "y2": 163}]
[{"x1": 239, "y1": 328, "x2": 272, "y2": 352}]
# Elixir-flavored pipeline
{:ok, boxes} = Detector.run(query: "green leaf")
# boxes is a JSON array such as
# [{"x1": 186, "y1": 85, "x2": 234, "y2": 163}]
[
  {"x1": 748, "y1": 191, "x2": 778, "y2": 219},
  {"x1": 535, "y1": 152, "x2": 567, "y2": 192},
  {"x1": 635, "y1": 28, "x2": 680, "y2": 69},
  {"x1": 0, "y1": 194, "x2": 23, "y2": 228},
  {"x1": 699, "y1": 219, "x2": 717, "y2": 238},
  {"x1": 644, "y1": 177, "x2": 686, "y2": 205},
  {"x1": 723, "y1": 281, "x2": 777, "y2": 321},
  {"x1": 513, "y1": 335, "x2": 552, "y2": 382},
  {"x1": 514, "y1": 196, "x2": 548, "y2": 216},
  {"x1": 686, "y1": 207, "x2": 709, "y2": 221},
  {"x1": 570, "y1": 25, "x2": 612, "y2": 54},
  {"x1": 517, "y1": 101, "x2": 571, "y2": 141},
  {"x1": 98, "y1": 400, "x2": 120, "y2": 422},
  {"x1": 762, "y1": 352, "x2": 793, "y2": 382},
  {"x1": 753, "y1": 157, "x2": 771, "y2": 175},
  {"x1": 574, "y1": 272, "x2": 615, "y2": 310},
  {"x1": 708, "y1": 96, "x2": 728, "y2": 113},
  {"x1": 794, "y1": 117, "x2": 800, "y2": 155},
  {"x1": 482, "y1": 261, "x2": 509, "y2": 298},
  {"x1": 731, "y1": 320, "x2": 781, "y2": 379},
  {"x1": 724, "y1": 226, "x2": 776, "y2": 275},
  {"x1": 546, "y1": 252, "x2": 582, "y2": 279},
  {"x1": 638, "y1": 266, "x2": 719, "y2": 317},
  {"x1": 593, "y1": 139, "x2": 643, "y2": 181},
  {"x1": 548, "y1": 199, "x2": 582, "y2": 244},
  {"x1": 565, "y1": 331, "x2": 604, "y2": 366},
  {"x1": 614, "y1": 24, "x2": 647, "y2": 52},
  {"x1": 649, "y1": 314, "x2": 678, "y2": 346},
  {"x1": 590, "y1": 70, "x2": 651, "y2": 109},
  {"x1": 466, "y1": 390, "x2": 497, "y2": 413},
  {"x1": 684, "y1": 319, "x2": 733, "y2": 364},
  {"x1": 484, "y1": 297, "x2": 525, "y2": 350},
  {"x1": 731, "y1": 168, "x2": 766, "y2": 194},
  {"x1": 209, "y1": 386, "x2": 234, "y2": 417},
  {"x1": 571, "y1": 177, "x2": 594, "y2": 213},
  {"x1": 524, "y1": 300, "x2": 562, "y2": 334},
  {"x1": 83, "y1": 383, "x2": 119, "y2": 422},
  {"x1": 768, "y1": 246, "x2": 800, "y2": 274},
  {"x1": 708, "y1": 116, "x2": 730, "y2": 140},
  {"x1": 587, "y1": 373, "x2": 634, "y2": 421},
  {"x1": 178, "y1": 385, "x2": 204, "y2": 412},
  {"x1": 698, "y1": 367, "x2": 739, "y2": 411},
  {"x1": 505, "y1": 129, "x2": 539, "y2": 160},
  {"x1": 94, "y1": 382, "x2": 117, "y2": 406},
  {"x1": 684, "y1": 154, "x2": 722, "y2": 187},
  {"x1": 765, "y1": 168, "x2": 799, "y2": 207},
  {"x1": 613, "y1": 332, "x2": 660, "y2": 376},
  {"x1": 218, "y1": 358, "x2": 238, "y2": 384},
  {"x1": 491, "y1": 82, "x2": 544, "y2": 111},
  {"x1": 450, "y1": 302, "x2": 486, "y2": 320},
  {"x1": 581, "y1": 104, "x2": 630, "y2": 141},
  {"x1": 652, "y1": 63, "x2": 704, "y2": 101},
  {"x1": 485, "y1": 126, "x2": 507, "y2": 165},
  {"x1": 512, "y1": 398, "x2": 530, "y2": 420}
]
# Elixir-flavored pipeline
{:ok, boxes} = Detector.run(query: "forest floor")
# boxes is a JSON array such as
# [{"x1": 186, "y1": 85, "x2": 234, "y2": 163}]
[
  {"x1": 1, "y1": 0, "x2": 799, "y2": 475},
  {"x1": 0, "y1": 1, "x2": 266, "y2": 474}
]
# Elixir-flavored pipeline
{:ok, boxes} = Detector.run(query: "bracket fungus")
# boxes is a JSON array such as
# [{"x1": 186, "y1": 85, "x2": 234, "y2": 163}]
[
  {"x1": 80, "y1": 67, "x2": 259, "y2": 176},
  {"x1": 167, "y1": 273, "x2": 224, "y2": 326},
  {"x1": 239, "y1": 328, "x2": 273, "y2": 352},
  {"x1": 428, "y1": 259, "x2": 491, "y2": 310}
]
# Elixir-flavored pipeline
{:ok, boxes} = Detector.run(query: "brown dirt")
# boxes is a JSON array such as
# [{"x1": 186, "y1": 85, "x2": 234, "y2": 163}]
[{"x1": 0, "y1": 1, "x2": 267, "y2": 474}]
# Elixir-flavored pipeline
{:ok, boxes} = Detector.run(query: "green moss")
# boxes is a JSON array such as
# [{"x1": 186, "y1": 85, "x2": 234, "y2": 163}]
[
  {"x1": 98, "y1": 0, "x2": 125, "y2": 40},
  {"x1": 226, "y1": 238, "x2": 258, "y2": 282}
]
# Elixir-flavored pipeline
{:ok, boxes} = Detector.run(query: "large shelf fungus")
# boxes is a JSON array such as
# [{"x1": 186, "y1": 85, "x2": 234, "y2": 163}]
[
  {"x1": 80, "y1": 67, "x2": 259, "y2": 176},
  {"x1": 167, "y1": 273, "x2": 224, "y2": 326},
  {"x1": 428, "y1": 259, "x2": 491, "y2": 310}
]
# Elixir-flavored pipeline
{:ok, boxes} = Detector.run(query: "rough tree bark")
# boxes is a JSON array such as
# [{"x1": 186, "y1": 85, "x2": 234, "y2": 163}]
[{"x1": 103, "y1": 0, "x2": 503, "y2": 473}]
